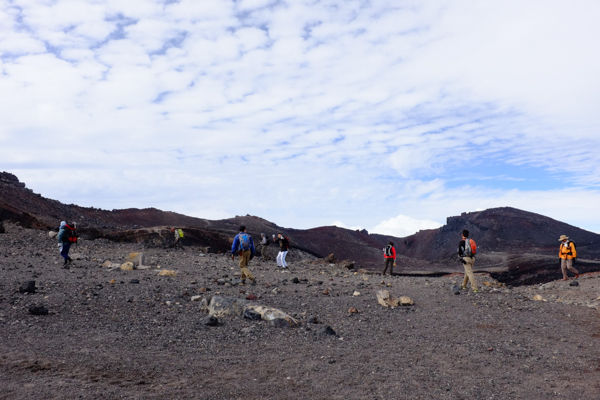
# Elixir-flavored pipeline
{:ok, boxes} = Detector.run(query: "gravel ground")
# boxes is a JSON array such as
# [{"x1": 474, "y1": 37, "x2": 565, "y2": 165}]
[{"x1": 1, "y1": 223, "x2": 599, "y2": 400}]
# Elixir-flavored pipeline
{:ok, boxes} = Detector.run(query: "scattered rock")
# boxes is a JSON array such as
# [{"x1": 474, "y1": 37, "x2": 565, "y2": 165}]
[
  {"x1": 322, "y1": 289, "x2": 330, "y2": 296},
  {"x1": 191, "y1": 295, "x2": 202, "y2": 301},
  {"x1": 339, "y1": 260, "x2": 355, "y2": 270},
  {"x1": 292, "y1": 277, "x2": 300, "y2": 284},
  {"x1": 324, "y1": 253, "x2": 337, "y2": 263},
  {"x1": 399, "y1": 296, "x2": 413, "y2": 306},
  {"x1": 101, "y1": 260, "x2": 112, "y2": 268},
  {"x1": 451, "y1": 285, "x2": 461, "y2": 295},
  {"x1": 271, "y1": 288, "x2": 280, "y2": 294},
  {"x1": 319, "y1": 326, "x2": 336, "y2": 336},
  {"x1": 246, "y1": 294, "x2": 257, "y2": 301},
  {"x1": 70, "y1": 253, "x2": 83, "y2": 260},
  {"x1": 353, "y1": 291, "x2": 361, "y2": 296},
  {"x1": 306, "y1": 315, "x2": 318, "y2": 324},
  {"x1": 245, "y1": 304, "x2": 299, "y2": 326},
  {"x1": 125, "y1": 252, "x2": 145, "y2": 268},
  {"x1": 348, "y1": 307, "x2": 359, "y2": 314},
  {"x1": 569, "y1": 280, "x2": 580, "y2": 287},
  {"x1": 28, "y1": 305, "x2": 48, "y2": 316},
  {"x1": 109, "y1": 279, "x2": 116, "y2": 284},
  {"x1": 158, "y1": 270, "x2": 177, "y2": 277},
  {"x1": 377, "y1": 290, "x2": 401, "y2": 307},
  {"x1": 207, "y1": 296, "x2": 247, "y2": 318},
  {"x1": 48, "y1": 231, "x2": 57, "y2": 238},
  {"x1": 270, "y1": 318, "x2": 293, "y2": 328},
  {"x1": 19, "y1": 281, "x2": 36, "y2": 294},
  {"x1": 244, "y1": 309, "x2": 262, "y2": 321},
  {"x1": 231, "y1": 278, "x2": 242, "y2": 286},
  {"x1": 533, "y1": 295, "x2": 543, "y2": 301},
  {"x1": 201, "y1": 316, "x2": 219, "y2": 326},
  {"x1": 130, "y1": 279, "x2": 140, "y2": 284},
  {"x1": 120, "y1": 262, "x2": 134, "y2": 271}
]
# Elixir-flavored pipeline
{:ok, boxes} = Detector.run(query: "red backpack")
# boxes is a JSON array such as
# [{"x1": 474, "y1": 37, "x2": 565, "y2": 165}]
[
  {"x1": 64, "y1": 225, "x2": 78, "y2": 243},
  {"x1": 464, "y1": 238, "x2": 477, "y2": 256}
]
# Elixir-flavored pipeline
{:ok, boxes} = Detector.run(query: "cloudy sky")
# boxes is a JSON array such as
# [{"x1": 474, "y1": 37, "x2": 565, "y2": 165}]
[{"x1": 2, "y1": 0, "x2": 600, "y2": 236}]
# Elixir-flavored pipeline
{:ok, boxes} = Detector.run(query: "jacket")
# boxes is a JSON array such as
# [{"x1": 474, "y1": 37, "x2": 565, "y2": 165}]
[
  {"x1": 232, "y1": 233, "x2": 255, "y2": 255},
  {"x1": 275, "y1": 237, "x2": 290, "y2": 252},
  {"x1": 559, "y1": 241, "x2": 576, "y2": 259},
  {"x1": 383, "y1": 246, "x2": 396, "y2": 259}
]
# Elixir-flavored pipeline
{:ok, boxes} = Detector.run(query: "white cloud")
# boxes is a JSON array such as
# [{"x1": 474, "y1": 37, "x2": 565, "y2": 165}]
[{"x1": 372, "y1": 215, "x2": 443, "y2": 238}]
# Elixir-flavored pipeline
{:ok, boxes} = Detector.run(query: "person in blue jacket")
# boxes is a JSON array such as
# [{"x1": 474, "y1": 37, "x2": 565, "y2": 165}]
[{"x1": 231, "y1": 225, "x2": 256, "y2": 285}]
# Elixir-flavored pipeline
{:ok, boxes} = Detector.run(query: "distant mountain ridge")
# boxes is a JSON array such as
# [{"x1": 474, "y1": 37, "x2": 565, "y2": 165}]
[{"x1": 2, "y1": 171, "x2": 600, "y2": 284}]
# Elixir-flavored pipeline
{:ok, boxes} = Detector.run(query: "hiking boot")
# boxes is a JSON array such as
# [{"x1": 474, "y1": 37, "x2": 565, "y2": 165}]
[
  {"x1": 63, "y1": 259, "x2": 68, "y2": 266},
  {"x1": 460, "y1": 286, "x2": 467, "y2": 290},
  {"x1": 67, "y1": 257, "x2": 72, "y2": 264},
  {"x1": 251, "y1": 279, "x2": 257, "y2": 286},
  {"x1": 241, "y1": 280, "x2": 246, "y2": 285},
  {"x1": 473, "y1": 289, "x2": 479, "y2": 293},
  {"x1": 575, "y1": 274, "x2": 579, "y2": 279}
]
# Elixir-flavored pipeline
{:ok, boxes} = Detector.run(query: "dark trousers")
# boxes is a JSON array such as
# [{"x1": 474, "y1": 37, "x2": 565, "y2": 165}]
[
  {"x1": 383, "y1": 258, "x2": 394, "y2": 275},
  {"x1": 60, "y1": 242, "x2": 71, "y2": 260}
]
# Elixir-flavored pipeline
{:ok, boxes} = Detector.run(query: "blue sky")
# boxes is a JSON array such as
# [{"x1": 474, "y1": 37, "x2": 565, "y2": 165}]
[{"x1": 2, "y1": 0, "x2": 600, "y2": 236}]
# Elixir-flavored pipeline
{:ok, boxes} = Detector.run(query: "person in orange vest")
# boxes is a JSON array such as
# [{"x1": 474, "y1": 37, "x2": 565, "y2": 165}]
[
  {"x1": 382, "y1": 241, "x2": 396, "y2": 275},
  {"x1": 558, "y1": 235, "x2": 578, "y2": 280}
]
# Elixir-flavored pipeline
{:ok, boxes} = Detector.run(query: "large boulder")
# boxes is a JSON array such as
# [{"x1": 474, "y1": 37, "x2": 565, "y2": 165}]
[
  {"x1": 48, "y1": 231, "x2": 57, "y2": 238},
  {"x1": 207, "y1": 296, "x2": 247, "y2": 318}
]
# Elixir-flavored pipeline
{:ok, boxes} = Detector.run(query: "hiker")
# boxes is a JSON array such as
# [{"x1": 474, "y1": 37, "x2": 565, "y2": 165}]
[
  {"x1": 57, "y1": 221, "x2": 76, "y2": 266},
  {"x1": 273, "y1": 233, "x2": 290, "y2": 268},
  {"x1": 171, "y1": 228, "x2": 185, "y2": 250},
  {"x1": 231, "y1": 225, "x2": 256, "y2": 285},
  {"x1": 558, "y1": 235, "x2": 579, "y2": 280},
  {"x1": 260, "y1": 233, "x2": 270, "y2": 260},
  {"x1": 458, "y1": 229, "x2": 478, "y2": 292},
  {"x1": 382, "y1": 241, "x2": 396, "y2": 275}
]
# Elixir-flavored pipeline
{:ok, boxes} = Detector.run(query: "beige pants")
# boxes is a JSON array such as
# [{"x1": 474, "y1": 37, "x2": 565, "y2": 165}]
[
  {"x1": 239, "y1": 250, "x2": 255, "y2": 281},
  {"x1": 560, "y1": 258, "x2": 578, "y2": 279},
  {"x1": 462, "y1": 256, "x2": 477, "y2": 290}
]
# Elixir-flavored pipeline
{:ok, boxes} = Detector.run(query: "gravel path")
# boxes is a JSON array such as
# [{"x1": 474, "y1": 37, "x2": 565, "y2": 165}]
[{"x1": 1, "y1": 223, "x2": 599, "y2": 399}]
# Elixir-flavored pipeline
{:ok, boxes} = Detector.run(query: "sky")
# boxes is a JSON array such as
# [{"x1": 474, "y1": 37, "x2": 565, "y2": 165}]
[{"x1": 2, "y1": 0, "x2": 600, "y2": 237}]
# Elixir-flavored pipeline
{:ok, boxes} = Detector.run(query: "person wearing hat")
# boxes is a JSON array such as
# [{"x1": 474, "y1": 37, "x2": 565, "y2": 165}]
[
  {"x1": 231, "y1": 226, "x2": 256, "y2": 285},
  {"x1": 558, "y1": 235, "x2": 578, "y2": 280}
]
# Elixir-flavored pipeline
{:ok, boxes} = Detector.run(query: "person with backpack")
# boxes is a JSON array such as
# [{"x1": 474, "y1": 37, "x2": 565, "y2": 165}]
[
  {"x1": 57, "y1": 221, "x2": 77, "y2": 266},
  {"x1": 558, "y1": 235, "x2": 579, "y2": 280},
  {"x1": 171, "y1": 228, "x2": 185, "y2": 250},
  {"x1": 231, "y1": 225, "x2": 256, "y2": 285},
  {"x1": 273, "y1": 233, "x2": 290, "y2": 268},
  {"x1": 260, "y1": 233, "x2": 270, "y2": 261},
  {"x1": 458, "y1": 229, "x2": 478, "y2": 292},
  {"x1": 382, "y1": 241, "x2": 396, "y2": 275}
]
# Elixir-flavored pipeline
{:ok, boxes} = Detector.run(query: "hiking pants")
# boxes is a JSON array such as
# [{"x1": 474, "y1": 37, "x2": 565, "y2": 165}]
[
  {"x1": 60, "y1": 242, "x2": 71, "y2": 261},
  {"x1": 462, "y1": 256, "x2": 477, "y2": 290},
  {"x1": 174, "y1": 238, "x2": 184, "y2": 249},
  {"x1": 239, "y1": 250, "x2": 255, "y2": 281},
  {"x1": 261, "y1": 244, "x2": 267, "y2": 259},
  {"x1": 561, "y1": 258, "x2": 578, "y2": 279},
  {"x1": 277, "y1": 251, "x2": 288, "y2": 267},
  {"x1": 383, "y1": 258, "x2": 394, "y2": 275}
]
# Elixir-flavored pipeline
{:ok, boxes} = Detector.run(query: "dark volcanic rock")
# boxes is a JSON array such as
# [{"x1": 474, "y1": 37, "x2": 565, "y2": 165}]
[
  {"x1": 319, "y1": 326, "x2": 336, "y2": 336},
  {"x1": 569, "y1": 280, "x2": 580, "y2": 287},
  {"x1": 450, "y1": 285, "x2": 461, "y2": 295},
  {"x1": 19, "y1": 281, "x2": 36, "y2": 294},
  {"x1": 201, "y1": 316, "x2": 219, "y2": 326},
  {"x1": 244, "y1": 309, "x2": 262, "y2": 320},
  {"x1": 270, "y1": 318, "x2": 292, "y2": 329},
  {"x1": 28, "y1": 305, "x2": 48, "y2": 315}
]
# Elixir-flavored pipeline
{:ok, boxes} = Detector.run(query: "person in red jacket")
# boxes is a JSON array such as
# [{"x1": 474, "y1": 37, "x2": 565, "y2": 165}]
[{"x1": 382, "y1": 241, "x2": 396, "y2": 275}]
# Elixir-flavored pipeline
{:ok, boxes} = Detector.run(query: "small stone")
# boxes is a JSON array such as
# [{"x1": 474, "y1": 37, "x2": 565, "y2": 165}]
[
  {"x1": 158, "y1": 270, "x2": 177, "y2": 277},
  {"x1": 120, "y1": 262, "x2": 134, "y2": 271},
  {"x1": 244, "y1": 309, "x2": 262, "y2": 320},
  {"x1": 191, "y1": 295, "x2": 202, "y2": 301},
  {"x1": 399, "y1": 296, "x2": 413, "y2": 306},
  {"x1": 19, "y1": 281, "x2": 36, "y2": 294},
  {"x1": 322, "y1": 290, "x2": 329, "y2": 296},
  {"x1": 130, "y1": 279, "x2": 140, "y2": 284},
  {"x1": 271, "y1": 288, "x2": 280, "y2": 294},
  {"x1": 101, "y1": 260, "x2": 112, "y2": 268},
  {"x1": 451, "y1": 285, "x2": 461, "y2": 295},
  {"x1": 48, "y1": 231, "x2": 58, "y2": 238},
  {"x1": 109, "y1": 279, "x2": 116, "y2": 284},
  {"x1": 28, "y1": 305, "x2": 48, "y2": 316},
  {"x1": 125, "y1": 252, "x2": 145, "y2": 268},
  {"x1": 533, "y1": 295, "x2": 543, "y2": 301},
  {"x1": 353, "y1": 291, "x2": 361, "y2": 296},
  {"x1": 348, "y1": 307, "x2": 359, "y2": 314},
  {"x1": 201, "y1": 316, "x2": 219, "y2": 326},
  {"x1": 270, "y1": 318, "x2": 292, "y2": 328},
  {"x1": 246, "y1": 294, "x2": 257, "y2": 301},
  {"x1": 307, "y1": 315, "x2": 318, "y2": 324},
  {"x1": 319, "y1": 326, "x2": 336, "y2": 336},
  {"x1": 569, "y1": 280, "x2": 579, "y2": 287},
  {"x1": 487, "y1": 347, "x2": 494, "y2": 351},
  {"x1": 292, "y1": 277, "x2": 300, "y2": 284}
]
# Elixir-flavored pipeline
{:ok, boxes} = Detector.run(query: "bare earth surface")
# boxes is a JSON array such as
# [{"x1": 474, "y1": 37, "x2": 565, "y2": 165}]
[{"x1": 1, "y1": 223, "x2": 600, "y2": 399}]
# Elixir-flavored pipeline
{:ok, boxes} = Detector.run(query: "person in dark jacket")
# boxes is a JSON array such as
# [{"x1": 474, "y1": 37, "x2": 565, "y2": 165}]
[
  {"x1": 273, "y1": 233, "x2": 290, "y2": 268},
  {"x1": 57, "y1": 221, "x2": 73, "y2": 266},
  {"x1": 231, "y1": 225, "x2": 256, "y2": 285},
  {"x1": 382, "y1": 241, "x2": 396, "y2": 275},
  {"x1": 458, "y1": 229, "x2": 478, "y2": 292}
]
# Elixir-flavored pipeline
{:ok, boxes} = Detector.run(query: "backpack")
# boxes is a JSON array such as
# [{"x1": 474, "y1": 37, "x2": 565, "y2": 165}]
[
  {"x1": 383, "y1": 245, "x2": 393, "y2": 257},
  {"x1": 464, "y1": 238, "x2": 477, "y2": 256},
  {"x1": 178, "y1": 229, "x2": 184, "y2": 238},
  {"x1": 238, "y1": 233, "x2": 251, "y2": 251},
  {"x1": 564, "y1": 241, "x2": 576, "y2": 259},
  {"x1": 63, "y1": 225, "x2": 78, "y2": 244}
]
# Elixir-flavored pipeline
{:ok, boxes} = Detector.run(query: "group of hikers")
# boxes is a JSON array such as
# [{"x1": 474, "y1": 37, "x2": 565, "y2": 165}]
[
  {"x1": 380, "y1": 229, "x2": 580, "y2": 293},
  {"x1": 55, "y1": 221, "x2": 581, "y2": 287}
]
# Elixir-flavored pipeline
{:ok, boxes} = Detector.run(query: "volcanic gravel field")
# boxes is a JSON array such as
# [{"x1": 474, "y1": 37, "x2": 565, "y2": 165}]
[{"x1": 1, "y1": 223, "x2": 600, "y2": 399}]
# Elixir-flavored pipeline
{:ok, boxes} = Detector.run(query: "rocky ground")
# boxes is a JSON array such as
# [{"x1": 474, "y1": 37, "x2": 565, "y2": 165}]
[{"x1": 1, "y1": 223, "x2": 599, "y2": 400}]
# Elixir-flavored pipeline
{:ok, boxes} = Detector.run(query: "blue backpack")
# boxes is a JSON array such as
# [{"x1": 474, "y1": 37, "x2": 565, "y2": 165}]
[{"x1": 239, "y1": 233, "x2": 251, "y2": 251}]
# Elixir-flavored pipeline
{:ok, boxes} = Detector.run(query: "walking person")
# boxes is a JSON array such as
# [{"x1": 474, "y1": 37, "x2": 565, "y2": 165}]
[
  {"x1": 57, "y1": 221, "x2": 76, "y2": 266},
  {"x1": 458, "y1": 229, "x2": 478, "y2": 293},
  {"x1": 260, "y1": 233, "x2": 270, "y2": 261},
  {"x1": 273, "y1": 233, "x2": 290, "y2": 268},
  {"x1": 558, "y1": 235, "x2": 579, "y2": 280},
  {"x1": 231, "y1": 226, "x2": 256, "y2": 285},
  {"x1": 171, "y1": 228, "x2": 185, "y2": 250},
  {"x1": 382, "y1": 241, "x2": 396, "y2": 275}
]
